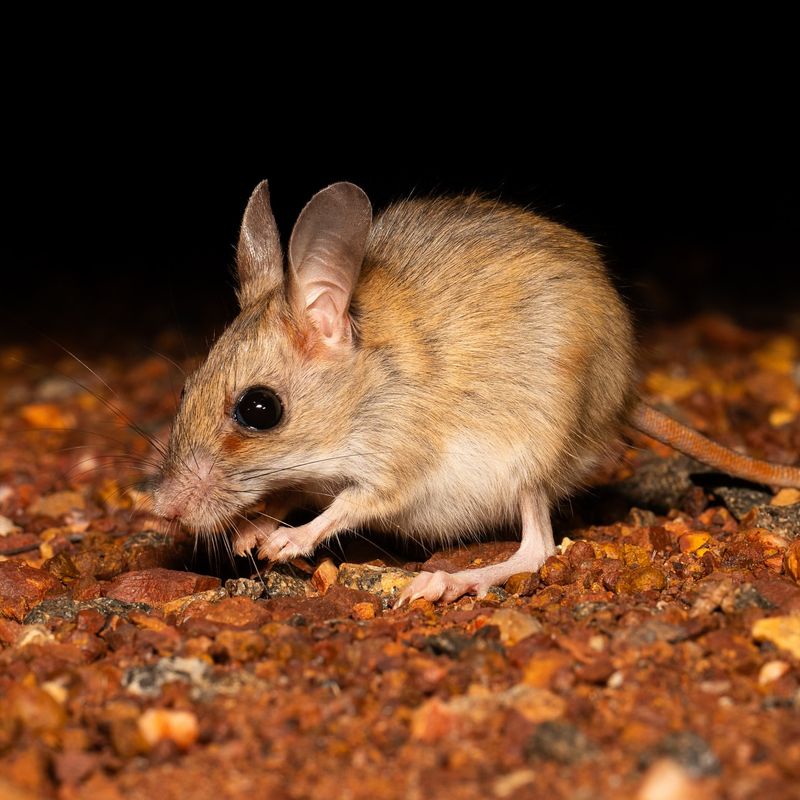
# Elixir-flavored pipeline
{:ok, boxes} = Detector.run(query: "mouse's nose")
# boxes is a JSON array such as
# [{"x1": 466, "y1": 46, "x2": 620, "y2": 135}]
[{"x1": 151, "y1": 487, "x2": 185, "y2": 522}]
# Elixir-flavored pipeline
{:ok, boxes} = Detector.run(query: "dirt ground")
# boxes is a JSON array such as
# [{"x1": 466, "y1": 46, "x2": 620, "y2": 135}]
[{"x1": 1, "y1": 313, "x2": 799, "y2": 800}]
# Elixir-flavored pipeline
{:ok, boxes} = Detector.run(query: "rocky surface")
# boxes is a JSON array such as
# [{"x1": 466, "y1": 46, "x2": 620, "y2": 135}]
[{"x1": 1, "y1": 315, "x2": 800, "y2": 799}]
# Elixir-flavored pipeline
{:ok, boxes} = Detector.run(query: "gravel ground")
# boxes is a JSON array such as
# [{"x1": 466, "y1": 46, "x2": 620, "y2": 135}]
[{"x1": 1, "y1": 314, "x2": 799, "y2": 800}]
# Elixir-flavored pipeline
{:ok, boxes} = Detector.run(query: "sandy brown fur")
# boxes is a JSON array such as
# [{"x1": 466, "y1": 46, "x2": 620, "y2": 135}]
[{"x1": 155, "y1": 189, "x2": 636, "y2": 548}]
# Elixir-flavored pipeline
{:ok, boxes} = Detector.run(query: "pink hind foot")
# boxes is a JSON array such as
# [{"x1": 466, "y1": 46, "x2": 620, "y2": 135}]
[
  {"x1": 395, "y1": 488, "x2": 555, "y2": 607},
  {"x1": 395, "y1": 568, "x2": 501, "y2": 605}
]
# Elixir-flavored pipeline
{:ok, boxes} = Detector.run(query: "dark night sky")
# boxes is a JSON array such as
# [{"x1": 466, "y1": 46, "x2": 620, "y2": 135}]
[{"x1": 4, "y1": 114, "x2": 798, "y2": 351}]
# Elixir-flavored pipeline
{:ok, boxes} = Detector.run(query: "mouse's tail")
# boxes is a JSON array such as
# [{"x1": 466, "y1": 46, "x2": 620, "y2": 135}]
[{"x1": 630, "y1": 402, "x2": 800, "y2": 489}]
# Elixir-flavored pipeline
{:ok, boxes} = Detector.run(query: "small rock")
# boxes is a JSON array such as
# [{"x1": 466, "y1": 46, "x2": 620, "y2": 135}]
[
  {"x1": 123, "y1": 656, "x2": 212, "y2": 698},
  {"x1": 415, "y1": 541, "x2": 519, "y2": 573},
  {"x1": 771, "y1": 488, "x2": 800, "y2": 507},
  {"x1": 104, "y1": 568, "x2": 220, "y2": 604},
  {"x1": 750, "y1": 576, "x2": 800, "y2": 613},
  {"x1": 572, "y1": 601, "x2": 613, "y2": 621},
  {"x1": 0, "y1": 515, "x2": 20, "y2": 536},
  {"x1": 28, "y1": 490, "x2": 85, "y2": 518},
  {"x1": 607, "y1": 671, "x2": 625, "y2": 689},
  {"x1": 352, "y1": 601, "x2": 375, "y2": 620},
  {"x1": 715, "y1": 487, "x2": 773, "y2": 520},
  {"x1": 138, "y1": 709, "x2": 199, "y2": 750},
  {"x1": 724, "y1": 584, "x2": 773, "y2": 614},
  {"x1": 16, "y1": 626, "x2": 55, "y2": 648},
  {"x1": 44, "y1": 551, "x2": 81, "y2": 582},
  {"x1": 213, "y1": 630, "x2": 267, "y2": 662},
  {"x1": 337, "y1": 563, "x2": 415, "y2": 605},
  {"x1": 616, "y1": 619, "x2": 690, "y2": 647},
  {"x1": 647, "y1": 526, "x2": 676, "y2": 554},
  {"x1": 23, "y1": 596, "x2": 152, "y2": 625},
  {"x1": 622, "y1": 543, "x2": 653, "y2": 567},
  {"x1": 0, "y1": 561, "x2": 62, "y2": 621},
  {"x1": 741, "y1": 504, "x2": 800, "y2": 539},
  {"x1": 484, "y1": 585, "x2": 509, "y2": 602},
  {"x1": 522, "y1": 652, "x2": 573, "y2": 689},
  {"x1": 651, "y1": 731, "x2": 720, "y2": 777},
  {"x1": 752, "y1": 615, "x2": 800, "y2": 659},
  {"x1": 503, "y1": 685, "x2": 566, "y2": 723},
  {"x1": 264, "y1": 569, "x2": 308, "y2": 598},
  {"x1": 109, "y1": 715, "x2": 149, "y2": 759},
  {"x1": 420, "y1": 630, "x2": 473, "y2": 658},
  {"x1": 504, "y1": 572, "x2": 537, "y2": 596},
  {"x1": 637, "y1": 759, "x2": 709, "y2": 800},
  {"x1": 41, "y1": 680, "x2": 68, "y2": 706},
  {"x1": 628, "y1": 507, "x2": 659, "y2": 527},
  {"x1": 615, "y1": 454, "x2": 706, "y2": 513},
  {"x1": 323, "y1": 584, "x2": 381, "y2": 617},
  {"x1": 488, "y1": 608, "x2": 542, "y2": 645},
  {"x1": 35, "y1": 376, "x2": 80, "y2": 401},
  {"x1": 411, "y1": 685, "x2": 564, "y2": 744},
  {"x1": 0, "y1": 617, "x2": 22, "y2": 645},
  {"x1": 161, "y1": 588, "x2": 228, "y2": 620},
  {"x1": 538, "y1": 556, "x2": 572, "y2": 586},
  {"x1": 311, "y1": 558, "x2": 339, "y2": 594},
  {"x1": 758, "y1": 659, "x2": 790, "y2": 686},
  {"x1": 616, "y1": 565, "x2": 667, "y2": 594},
  {"x1": 566, "y1": 540, "x2": 595, "y2": 566},
  {"x1": 492, "y1": 769, "x2": 537, "y2": 799},
  {"x1": 784, "y1": 541, "x2": 800, "y2": 583},
  {"x1": 9, "y1": 685, "x2": 67, "y2": 733},
  {"x1": 19, "y1": 403, "x2": 76, "y2": 430},
  {"x1": 524, "y1": 720, "x2": 595, "y2": 764},
  {"x1": 769, "y1": 408, "x2": 796, "y2": 427},
  {"x1": 410, "y1": 697, "x2": 458, "y2": 743},
  {"x1": 53, "y1": 751, "x2": 98, "y2": 786},
  {"x1": 575, "y1": 656, "x2": 614, "y2": 684},
  {"x1": 678, "y1": 532, "x2": 711, "y2": 555},
  {"x1": 197, "y1": 596, "x2": 271, "y2": 629},
  {"x1": 224, "y1": 577, "x2": 265, "y2": 599}
]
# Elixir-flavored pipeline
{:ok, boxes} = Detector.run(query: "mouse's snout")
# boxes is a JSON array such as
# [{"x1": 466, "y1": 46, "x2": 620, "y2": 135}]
[
  {"x1": 151, "y1": 480, "x2": 187, "y2": 524},
  {"x1": 151, "y1": 450, "x2": 228, "y2": 531}
]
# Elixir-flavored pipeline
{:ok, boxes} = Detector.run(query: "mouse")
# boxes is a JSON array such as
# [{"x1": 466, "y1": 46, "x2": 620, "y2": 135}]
[{"x1": 152, "y1": 180, "x2": 800, "y2": 605}]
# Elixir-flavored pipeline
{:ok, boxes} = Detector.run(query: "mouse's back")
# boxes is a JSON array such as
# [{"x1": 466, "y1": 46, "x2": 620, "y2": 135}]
[{"x1": 349, "y1": 194, "x2": 636, "y2": 513}]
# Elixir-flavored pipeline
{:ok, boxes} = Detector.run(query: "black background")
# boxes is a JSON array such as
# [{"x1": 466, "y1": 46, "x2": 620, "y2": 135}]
[{"x1": 4, "y1": 112, "x2": 797, "y2": 352}]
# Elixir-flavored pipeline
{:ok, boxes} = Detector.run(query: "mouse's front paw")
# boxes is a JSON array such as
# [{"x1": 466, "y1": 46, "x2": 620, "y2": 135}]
[
  {"x1": 257, "y1": 525, "x2": 316, "y2": 562},
  {"x1": 231, "y1": 520, "x2": 277, "y2": 557}
]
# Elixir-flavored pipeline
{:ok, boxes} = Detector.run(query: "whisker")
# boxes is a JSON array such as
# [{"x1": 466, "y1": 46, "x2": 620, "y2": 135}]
[
  {"x1": 10, "y1": 354, "x2": 168, "y2": 459},
  {"x1": 235, "y1": 451, "x2": 382, "y2": 481},
  {"x1": 41, "y1": 336, "x2": 119, "y2": 398},
  {"x1": 143, "y1": 345, "x2": 186, "y2": 378}
]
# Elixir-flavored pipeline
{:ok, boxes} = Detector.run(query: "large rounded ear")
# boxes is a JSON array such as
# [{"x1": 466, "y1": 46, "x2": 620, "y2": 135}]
[
  {"x1": 288, "y1": 182, "x2": 372, "y2": 348},
  {"x1": 236, "y1": 180, "x2": 283, "y2": 307}
]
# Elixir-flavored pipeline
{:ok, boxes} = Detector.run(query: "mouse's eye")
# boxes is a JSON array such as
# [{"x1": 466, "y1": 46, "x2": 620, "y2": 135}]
[{"x1": 233, "y1": 386, "x2": 283, "y2": 431}]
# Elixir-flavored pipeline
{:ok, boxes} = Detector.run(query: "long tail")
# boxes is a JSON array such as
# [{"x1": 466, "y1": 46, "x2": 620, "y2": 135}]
[{"x1": 630, "y1": 402, "x2": 800, "y2": 489}]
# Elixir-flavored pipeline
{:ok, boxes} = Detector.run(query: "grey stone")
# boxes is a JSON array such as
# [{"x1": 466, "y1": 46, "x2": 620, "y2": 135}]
[
  {"x1": 225, "y1": 577, "x2": 265, "y2": 599},
  {"x1": 23, "y1": 596, "x2": 151, "y2": 625},
  {"x1": 524, "y1": 721, "x2": 596, "y2": 764}
]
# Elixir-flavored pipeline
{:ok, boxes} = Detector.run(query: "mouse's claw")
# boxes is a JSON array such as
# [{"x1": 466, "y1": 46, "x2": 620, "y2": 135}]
[
  {"x1": 257, "y1": 524, "x2": 318, "y2": 562},
  {"x1": 231, "y1": 520, "x2": 277, "y2": 557},
  {"x1": 394, "y1": 570, "x2": 493, "y2": 608}
]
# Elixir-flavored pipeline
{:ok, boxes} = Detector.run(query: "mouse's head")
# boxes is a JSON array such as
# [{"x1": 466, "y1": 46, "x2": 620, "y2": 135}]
[{"x1": 153, "y1": 181, "x2": 372, "y2": 533}]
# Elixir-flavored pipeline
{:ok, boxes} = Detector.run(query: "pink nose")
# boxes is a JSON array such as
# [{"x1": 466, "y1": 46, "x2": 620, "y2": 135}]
[{"x1": 153, "y1": 491, "x2": 185, "y2": 522}]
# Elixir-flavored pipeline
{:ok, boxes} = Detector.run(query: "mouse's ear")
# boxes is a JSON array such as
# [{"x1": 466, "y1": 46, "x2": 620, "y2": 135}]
[
  {"x1": 288, "y1": 182, "x2": 372, "y2": 348},
  {"x1": 236, "y1": 180, "x2": 283, "y2": 307}
]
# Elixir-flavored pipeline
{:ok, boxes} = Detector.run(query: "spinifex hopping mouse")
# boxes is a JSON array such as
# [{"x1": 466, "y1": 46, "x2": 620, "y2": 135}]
[{"x1": 153, "y1": 181, "x2": 800, "y2": 604}]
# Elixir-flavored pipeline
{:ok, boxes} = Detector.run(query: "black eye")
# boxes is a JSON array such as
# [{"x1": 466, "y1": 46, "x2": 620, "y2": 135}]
[{"x1": 233, "y1": 386, "x2": 283, "y2": 431}]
